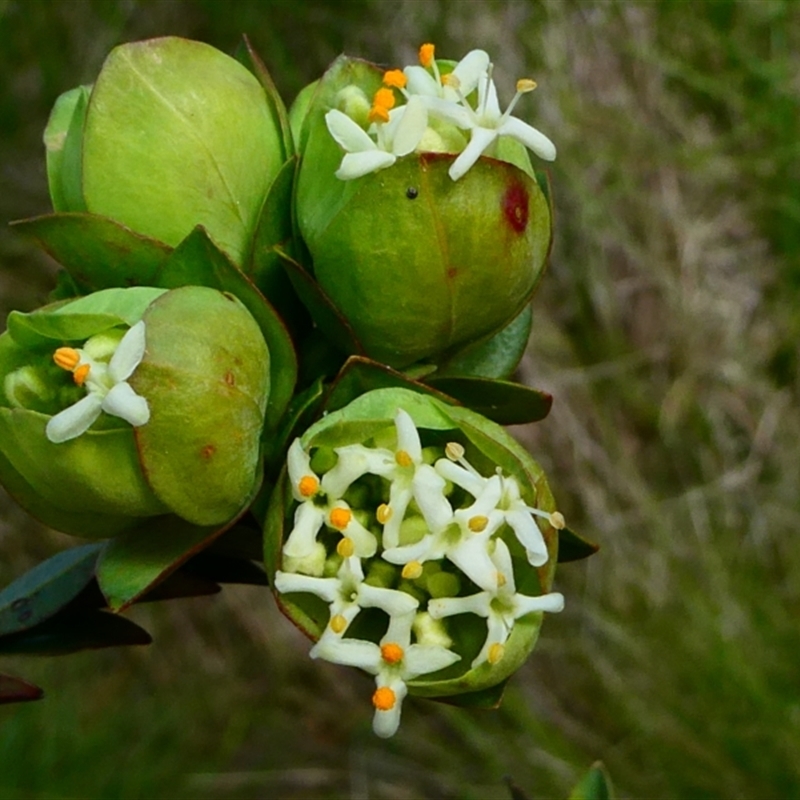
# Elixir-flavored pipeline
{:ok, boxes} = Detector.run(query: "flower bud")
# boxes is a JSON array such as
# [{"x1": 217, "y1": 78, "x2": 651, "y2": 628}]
[
  {"x1": 294, "y1": 54, "x2": 553, "y2": 368},
  {"x1": 266, "y1": 387, "x2": 564, "y2": 737},
  {"x1": 0, "y1": 286, "x2": 270, "y2": 537},
  {"x1": 44, "y1": 37, "x2": 288, "y2": 267}
]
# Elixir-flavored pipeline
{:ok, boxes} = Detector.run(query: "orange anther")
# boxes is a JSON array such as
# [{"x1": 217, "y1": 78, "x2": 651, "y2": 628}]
[
  {"x1": 373, "y1": 88, "x2": 396, "y2": 110},
  {"x1": 395, "y1": 450, "x2": 413, "y2": 468},
  {"x1": 401, "y1": 561, "x2": 423, "y2": 580},
  {"x1": 329, "y1": 506, "x2": 352, "y2": 530},
  {"x1": 330, "y1": 614, "x2": 347, "y2": 634},
  {"x1": 53, "y1": 347, "x2": 80, "y2": 371},
  {"x1": 368, "y1": 104, "x2": 390, "y2": 124},
  {"x1": 488, "y1": 643, "x2": 505, "y2": 664},
  {"x1": 372, "y1": 685, "x2": 396, "y2": 711},
  {"x1": 468, "y1": 515, "x2": 489, "y2": 533},
  {"x1": 380, "y1": 642, "x2": 404, "y2": 664},
  {"x1": 419, "y1": 43, "x2": 435, "y2": 68},
  {"x1": 336, "y1": 537, "x2": 355, "y2": 558},
  {"x1": 383, "y1": 69, "x2": 407, "y2": 89},
  {"x1": 377, "y1": 503, "x2": 392, "y2": 524},
  {"x1": 72, "y1": 363, "x2": 91, "y2": 386},
  {"x1": 298, "y1": 475, "x2": 319, "y2": 498}
]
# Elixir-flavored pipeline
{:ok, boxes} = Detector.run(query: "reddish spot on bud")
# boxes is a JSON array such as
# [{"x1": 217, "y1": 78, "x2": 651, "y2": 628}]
[
  {"x1": 446, "y1": 266, "x2": 458, "y2": 279},
  {"x1": 224, "y1": 370, "x2": 235, "y2": 386},
  {"x1": 200, "y1": 444, "x2": 216, "y2": 460},
  {"x1": 502, "y1": 181, "x2": 529, "y2": 234}
]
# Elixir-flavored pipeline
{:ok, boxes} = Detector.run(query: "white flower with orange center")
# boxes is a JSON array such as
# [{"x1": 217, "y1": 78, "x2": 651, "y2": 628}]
[
  {"x1": 402, "y1": 43, "x2": 490, "y2": 104},
  {"x1": 428, "y1": 538, "x2": 564, "y2": 668},
  {"x1": 311, "y1": 609, "x2": 460, "y2": 738},
  {"x1": 46, "y1": 321, "x2": 149, "y2": 443}
]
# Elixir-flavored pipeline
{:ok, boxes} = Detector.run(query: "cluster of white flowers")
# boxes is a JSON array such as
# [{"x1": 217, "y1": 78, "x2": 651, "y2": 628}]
[
  {"x1": 274, "y1": 409, "x2": 564, "y2": 738},
  {"x1": 325, "y1": 43, "x2": 556, "y2": 183}
]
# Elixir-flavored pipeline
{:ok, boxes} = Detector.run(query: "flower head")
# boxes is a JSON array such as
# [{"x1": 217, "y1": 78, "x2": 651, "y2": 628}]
[{"x1": 45, "y1": 321, "x2": 149, "y2": 443}]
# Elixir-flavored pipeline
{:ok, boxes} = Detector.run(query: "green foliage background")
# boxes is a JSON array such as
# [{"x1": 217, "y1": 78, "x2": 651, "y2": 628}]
[{"x1": 1, "y1": 1, "x2": 799, "y2": 797}]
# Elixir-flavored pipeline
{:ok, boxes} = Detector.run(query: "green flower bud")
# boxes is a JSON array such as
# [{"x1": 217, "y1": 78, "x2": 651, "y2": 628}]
[
  {"x1": 0, "y1": 286, "x2": 270, "y2": 537},
  {"x1": 44, "y1": 37, "x2": 288, "y2": 267},
  {"x1": 267, "y1": 387, "x2": 565, "y2": 737},
  {"x1": 294, "y1": 55, "x2": 553, "y2": 368}
]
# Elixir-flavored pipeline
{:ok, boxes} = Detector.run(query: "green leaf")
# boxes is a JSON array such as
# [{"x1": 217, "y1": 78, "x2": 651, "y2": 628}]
[
  {"x1": 425, "y1": 376, "x2": 552, "y2": 425},
  {"x1": 11, "y1": 212, "x2": 173, "y2": 290},
  {"x1": 43, "y1": 85, "x2": 90, "y2": 213},
  {"x1": 0, "y1": 543, "x2": 103, "y2": 636},
  {"x1": 0, "y1": 610, "x2": 151, "y2": 656},
  {"x1": 436, "y1": 305, "x2": 532, "y2": 380},
  {"x1": 0, "y1": 673, "x2": 44, "y2": 705},
  {"x1": 152, "y1": 227, "x2": 297, "y2": 435},
  {"x1": 96, "y1": 515, "x2": 224, "y2": 611},
  {"x1": 426, "y1": 678, "x2": 508, "y2": 709},
  {"x1": 181, "y1": 552, "x2": 267, "y2": 586},
  {"x1": 277, "y1": 246, "x2": 364, "y2": 358},
  {"x1": 558, "y1": 527, "x2": 600, "y2": 563},
  {"x1": 568, "y1": 762, "x2": 615, "y2": 800}
]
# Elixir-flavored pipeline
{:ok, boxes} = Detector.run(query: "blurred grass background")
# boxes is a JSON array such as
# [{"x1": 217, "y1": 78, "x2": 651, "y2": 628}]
[{"x1": 1, "y1": 0, "x2": 799, "y2": 797}]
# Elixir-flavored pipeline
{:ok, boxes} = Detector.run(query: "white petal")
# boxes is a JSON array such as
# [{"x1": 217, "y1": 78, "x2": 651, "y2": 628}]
[
  {"x1": 468, "y1": 475, "x2": 503, "y2": 516},
  {"x1": 358, "y1": 584, "x2": 419, "y2": 617},
  {"x1": 448, "y1": 126, "x2": 498, "y2": 181},
  {"x1": 108, "y1": 320, "x2": 146, "y2": 382},
  {"x1": 491, "y1": 538, "x2": 517, "y2": 595},
  {"x1": 499, "y1": 116, "x2": 557, "y2": 161},
  {"x1": 335, "y1": 150, "x2": 396, "y2": 180},
  {"x1": 287, "y1": 439, "x2": 315, "y2": 500},
  {"x1": 404, "y1": 65, "x2": 440, "y2": 97},
  {"x1": 391, "y1": 96, "x2": 428, "y2": 157},
  {"x1": 478, "y1": 75, "x2": 502, "y2": 121},
  {"x1": 448, "y1": 535, "x2": 499, "y2": 592},
  {"x1": 428, "y1": 592, "x2": 491, "y2": 620},
  {"x1": 273, "y1": 571, "x2": 339, "y2": 603},
  {"x1": 505, "y1": 507, "x2": 548, "y2": 567},
  {"x1": 338, "y1": 513, "x2": 378, "y2": 558},
  {"x1": 472, "y1": 611, "x2": 511, "y2": 668},
  {"x1": 424, "y1": 96, "x2": 474, "y2": 128},
  {"x1": 381, "y1": 482, "x2": 413, "y2": 550},
  {"x1": 451, "y1": 50, "x2": 491, "y2": 96},
  {"x1": 101, "y1": 381, "x2": 150, "y2": 427},
  {"x1": 402, "y1": 643, "x2": 460, "y2": 679},
  {"x1": 514, "y1": 591, "x2": 565, "y2": 617},
  {"x1": 382, "y1": 534, "x2": 436, "y2": 566},
  {"x1": 372, "y1": 678, "x2": 407, "y2": 738},
  {"x1": 311, "y1": 637, "x2": 379, "y2": 671},
  {"x1": 394, "y1": 408, "x2": 422, "y2": 464},
  {"x1": 325, "y1": 109, "x2": 376, "y2": 153},
  {"x1": 435, "y1": 459, "x2": 487, "y2": 498},
  {"x1": 412, "y1": 464, "x2": 453, "y2": 532},
  {"x1": 45, "y1": 393, "x2": 103, "y2": 443},
  {"x1": 321, "y1": 444, "x2": 394, "y2": 498},
  {"x1": 283, "y1": 502, "x2": 325, "y2": 558},
  {"x1": 383, "y1": 610, "x2": 415, "y2": 647}
]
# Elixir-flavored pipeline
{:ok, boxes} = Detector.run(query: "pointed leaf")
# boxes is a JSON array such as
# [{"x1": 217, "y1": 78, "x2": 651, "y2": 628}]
[
  {"x1": 0, "y1": 673, "x2": 44, "y2": 705},
  {"x1": 44, "y1": 85, "x2": 90, "y2": 213},
  {"x1": 0, "y1": 543, "x2": 103, "y2": 636},
  {"x1": 0, "y1": 610, "x2": 151, "y2": 655},
  {"x1": 425, "y1": 678, "x2": 508, "y2": 709},
  {"x1": 558, "y1": 527, "x2": 600, "y2": 563},
  {"x1": 11, "y1": 213, "x2": 173, "y2": 290},
  {"x1": 96, "y1": 516, "x2": 225, "y2": 611},
  {"x1": 568, "y1": 762, "x2": 615, "y2": 800},
  {"x1": 425, "y1": 376, "x2": 552, "y2": 425}
]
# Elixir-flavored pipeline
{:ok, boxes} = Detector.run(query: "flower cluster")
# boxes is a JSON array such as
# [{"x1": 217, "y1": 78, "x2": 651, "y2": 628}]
[
  {"x1": 325, "y1": 43, "x2": 556, "y2": 182},
  {"x1": 274, "y1": 409, "x2": 564, "y2": 738}
]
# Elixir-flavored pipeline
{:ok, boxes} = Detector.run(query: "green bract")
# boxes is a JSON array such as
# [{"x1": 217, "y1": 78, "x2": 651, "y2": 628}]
[
  {"x1": 0, "y1": 286, "x2": 270, "y2": 537},
  {"x1": 293, "y1": 56, "x2": 553, "y2": 368},
  {"x1": 44, "y1": 37, "x2": 289, "y2": 267},
  {"x1": 265, "y1": 387, "x2": 563, "y2": 720}
]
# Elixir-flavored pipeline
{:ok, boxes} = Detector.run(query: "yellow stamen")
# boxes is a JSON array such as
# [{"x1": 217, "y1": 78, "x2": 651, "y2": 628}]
[
  {"x1": 549, "y1": 511, "x2": 566, "y2": 530},
  {"x1": 516, "y1": 78, "x2": 537, "y2": 93},
  {"x1": 383, "y1": 69, "x2": 407, "y2": 89},
  {"x1": 330, "y1": 614, "x2": 347, "y2": 634},
  {"x1": 401, "y1": 561, "x2": 423, "y2": 580},
  {"x1": 376, "y1": 503, "x2": 392, "y2": 524},
  {"x1": 380, "y1": 642, "x2": 404, "y2": 664},
  {"x1": 372, "y1": 685, "x2": 396, "y2": 711},
  {"x1": 497, "y1": 571, "x2": 507, "y2": 588},
  {"x1": 72, "y1": 363, "x2": 91, "y2": 386},
  {"x1": 336, "y1": 537, "x2": 355, "y2": 558},
  {"x1": 53, "y1": 347, "x2": 80, "y2": 371},
  {"x1": 419, "y1": 43, "x2": 435, "y2": 68},
  {"x1": 368, "y1": 104, "x2": 390, "y2": 124},
  {"x1": 445, "y1": 442, "x2": 464, "y2": 461},
  {"x1": 488, "y1": 643, "x2": 505, "y2": 664},
  {"x1": 468, "y1": 515, "x2": 489, "y2": 533},
  {"x1": 395, "y1": 450, "x2": 413, "y2": 468},
  {"x1": 329, "y1": 507, "x2": 352, "y2": 530},
  {"x1": 298, "y1": 475, "x2": 319, "y2": 498},
  {"x1": 373, "y1": 87, "x2": 396, "y2": 111},
  {"x1": 441, "y1": 73, "x2": 460, "y2": 90}
]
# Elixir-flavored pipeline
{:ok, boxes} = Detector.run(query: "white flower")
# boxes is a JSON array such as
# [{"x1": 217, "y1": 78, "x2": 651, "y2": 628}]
[
  {"x1": 325, "y1": 95, "x2": 428, "y2": 180},
  {"x1": 428, "y1": 538, "x2": 564, "y2": 668},
  {"x1": 426, "y1": 70, "x2": 556, "y2": 181},
  {"x1": 275, "y1": 555, "x2": 418, "y2": 643},
  {"x1": 283, "y1": 439, "x2": 379, "y2": 560},
  {"x1": 403, "y1": 48, "x2": 490, "y2": 103},
  {"x1": 382, "y1": 474, "x2": 504, "y2": 592},
  {"x1": 312, "y1": 607, "x2": 460, "y2": 738},
  {"x1": 45, "y1": 321, "x2": 150, "y2": 443}
]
